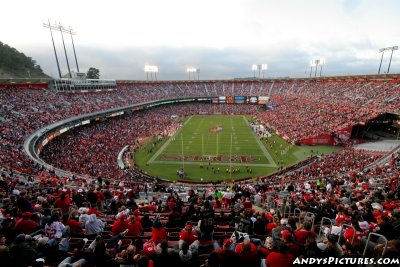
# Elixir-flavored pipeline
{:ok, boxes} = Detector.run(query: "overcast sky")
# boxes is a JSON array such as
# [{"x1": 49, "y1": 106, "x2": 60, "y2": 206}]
[{"x1": 1, "y1": 0, "x2": 399, "y2": 80}]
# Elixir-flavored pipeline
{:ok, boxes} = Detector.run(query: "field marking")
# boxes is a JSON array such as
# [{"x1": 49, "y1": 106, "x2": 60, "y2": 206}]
[
  {"x1": 147, "y1": 116, "x2": 193, "y2": 164},
  {"x1": 150, "y1": 160, "x2": 276, "y2": 167},
  {"x1": 149, "y1": 115, "x2": 276, "y2": 167},
  {"x1": 242, "y1": 116, "x2": 277, "y2": 167}
]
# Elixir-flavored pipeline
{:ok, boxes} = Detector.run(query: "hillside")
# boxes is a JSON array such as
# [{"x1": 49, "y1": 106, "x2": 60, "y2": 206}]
[{"x1": 0, "y1": 41, "x2": 50, "y2": 79}]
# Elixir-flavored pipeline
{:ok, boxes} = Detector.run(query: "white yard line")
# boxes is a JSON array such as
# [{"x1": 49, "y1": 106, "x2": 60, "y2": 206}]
[
  {"x1": 242, "y1": 116, "x2": 277, "y2": 167},
  {"x1": 147, "y1": 116, "x2": 193, "y2": 164}
]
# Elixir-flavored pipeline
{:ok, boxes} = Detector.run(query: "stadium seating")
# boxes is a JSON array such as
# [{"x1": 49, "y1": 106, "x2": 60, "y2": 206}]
[{"x1": 0, "y1": 78, "x2": 399, "y2": 266}]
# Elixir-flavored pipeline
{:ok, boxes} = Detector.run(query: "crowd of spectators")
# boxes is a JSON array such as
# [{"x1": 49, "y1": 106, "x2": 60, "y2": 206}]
[
  {"x1": 39, "y1": 103, "x2": 257, "y2": 180},
  {"x1": 260, "y1": 80, "x2": 400, "y2": 143},
  {"x1": 0, "y1": 149, "x2": 398, "y2": 266},
  {"x1": 0, "y1": 78, "x2": 399, "y2": 266}
]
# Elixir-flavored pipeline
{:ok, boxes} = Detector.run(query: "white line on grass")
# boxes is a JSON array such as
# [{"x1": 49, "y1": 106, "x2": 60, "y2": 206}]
[
  {"x1": 147, "y1": 116, "x2": 193, "y2": 164},
  {"x1": 242, "y1": 116, "x2": 277, "y2": 167}
]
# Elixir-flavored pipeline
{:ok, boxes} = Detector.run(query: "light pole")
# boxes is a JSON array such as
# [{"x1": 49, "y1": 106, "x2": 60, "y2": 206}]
[
  {"x1": 43, "y1": 20, "x2": 62, "y2": 78},
  {"x1": 261, "y1": 64, "x2": 267, "y2": 78},
  {"x1": 252, "y1": 64, "x2": 257, "y2": 79},
  {"x1": 310, "y1": 58, "x2": 325, "y2": 77},
  {"x1": 378, "y1": 46, "x2": 399, "y2": 74},
  {"x1": 145, "y1": 65, "x2": 159, "y2": 81},
  {"x1": 187, "y1": 68, "x2": 197, "y2": 80},
  {"x1": 314, "y1": 59, "x2": 319, "y2": 77},
  {"x1": 319, "y1": 59, "x2": 326, "y2": 77},
  {"x1": 309, "y1": 60, "x2": 314, "y2": 78}
]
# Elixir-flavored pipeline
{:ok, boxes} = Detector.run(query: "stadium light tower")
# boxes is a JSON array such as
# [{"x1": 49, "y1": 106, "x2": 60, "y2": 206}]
[
  {"x1": 63, "y1": 26, "x2": 80, "y2": 73},
  {"x1": 43, "y1": 20, "x2": 62, "y2": 78},
  {"x1": 378, "y1": 46, "x2": 399, "y2": 74},
  {"x1": 309, "y1": 60, "x2": 315, "y2": 78},
  {"x1": 261, "y1": 64, "x2": 268, "y2": 78},
  {"x1": 319, "y1": 58, "x2": 326, "y2": 77},
  {"x1": 252, "y1": 64, "x2": 258, "y2": 79},
  {"x1": 57, "y1": 23, "x2": 72, "y2": 78},
  {"x1": 187, "y1": 68, "x2": 197, "y2": 80},
  {"x1": 144, "y1": 65, "x2": 158, "y2": 81}
]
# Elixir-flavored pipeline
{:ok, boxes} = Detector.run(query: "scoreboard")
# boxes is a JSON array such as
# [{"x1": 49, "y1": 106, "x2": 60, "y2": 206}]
[{"x1": 211, "y1": 96, "x2": 268, "y2": 105}]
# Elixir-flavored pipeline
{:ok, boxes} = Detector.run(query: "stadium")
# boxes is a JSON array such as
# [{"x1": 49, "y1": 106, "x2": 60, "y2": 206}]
[{"x1": 1, "y1": 1, "x2": 400, "y2": 267}]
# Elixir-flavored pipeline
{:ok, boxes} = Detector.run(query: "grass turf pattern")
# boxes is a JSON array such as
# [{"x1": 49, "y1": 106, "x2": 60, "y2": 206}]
[{"x1": 134, "y1": 115, "x2": 340, "y2": 182}]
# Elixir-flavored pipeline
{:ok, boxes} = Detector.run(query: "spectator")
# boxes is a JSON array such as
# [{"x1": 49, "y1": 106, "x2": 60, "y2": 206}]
[
  {"x1": 85, "y1": 214, "x2": 105, "y2": 235},
  {"x1": 14, "y1": 212, "x2": 39, "y2": 235},
  {"x1": 127, "y1": 215, "x2": 143, "y2": 237},
  {"x1": 9, "y1": 234, "x2": 38, "y2": 267},
  {"x1": 179, "y1": 224, "x2": 199, "y2": 251},
  {"x1": 235, "y1": 238, "x2": 258, "y2": 267},
  {"x1": 214, "y1": 238, "x2": 240, "y2": 267},
  {"x1": 152, "y1": 220, "x2": 167, "y2": 245},
  {"x1": 200, "y1": 200, "x2": 215, "y2": 240},
  {"x1": 264, "y1": 240, "x2": 294, "y2": 267},
  {"x1": 111, "y1": 213, "x2": 129, "y2": 236}
]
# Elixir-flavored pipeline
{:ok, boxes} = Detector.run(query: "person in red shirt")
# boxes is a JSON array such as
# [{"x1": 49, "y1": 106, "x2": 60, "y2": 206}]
[
  {"x1": 264, "y1": 241, "x2": 294, "y2": 267},
  {"x1": 53, "y1": 193, "x2": 71, "y2": 214},
  {"x1": 214, "y1": 238, "x2": 241, "y2": 267},
  {"x1": 14, "y1": 212, "x2": 39, "y2": 234},
  {"x1": 151, "y1": 220, "x2": 167, "y2": 245},
  {"x1": 235, "y1": 238, "x2": 258, "y2": 267},
  {"x1": 62, "y1": 213, "x2": 83, "y2": 235},
  {"x1": 127, "y1": 215, "x2": 143, "y2": 237},
  {"x1": 179, "y1": 224, "x2": 199, "y2": 250},
  {"x1": 266, "y1": 216, "x2": 279, "y2": 235},
  {"x1": 87, "y1": 206, "x2": 102, "y2": 217},
  {"x1": 243, "y1": 197, "x2": 252, "y2": 210},
  {"x1": 96, "y1": 188, "x2": 106, "y2": 210},
  {"x1": 133, "y1": 209, "x2": 142, "y2": 222},
  {"x1": 294, "y1": 221, "x2": 317, "y2": 246},
  {"x1": 112, "y1": 214, "x2": 129, "y2": 236},
  {"x1": 343, "y1": 219, "x2": 366, "y2": 248},
  {"x1": 281, "y1": 229, "x2": 299, "y2": 257}
]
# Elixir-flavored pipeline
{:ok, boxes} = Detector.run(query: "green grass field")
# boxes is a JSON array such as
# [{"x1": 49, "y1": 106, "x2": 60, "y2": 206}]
[{"x1": 134, "y1": 115, "x2": 340, "y2": 182}]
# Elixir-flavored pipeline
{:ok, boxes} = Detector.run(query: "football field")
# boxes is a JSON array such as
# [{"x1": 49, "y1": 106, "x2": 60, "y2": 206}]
[
  {"x1": 134, "y1": 115, "x2": 340, "y2": 182},
  {"x1": 148, "y1": 115, "x2": 277, "y2": 167}
]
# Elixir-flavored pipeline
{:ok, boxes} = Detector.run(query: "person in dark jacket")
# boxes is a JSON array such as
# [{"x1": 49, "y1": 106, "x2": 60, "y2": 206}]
[{"x1": 9, "y1": 234, "x2": 39, "y2": 267}]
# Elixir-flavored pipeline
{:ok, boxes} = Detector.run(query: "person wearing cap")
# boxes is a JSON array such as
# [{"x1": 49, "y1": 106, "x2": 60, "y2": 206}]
[
  {"x1": 133, "y1": 209, "x2": 142, "y2": 222},
  {"x1": 72, "y1": 189, "x2": 85, "y2": 208},
  {"x1": 14, "y1": 212, "x2": 39, "y2": 235},
  {"x1": 280, "y1": 229, "x2": 299, "y2": 257},
  {"x1": 179, "y1": 223, "x2": 199, "y2": 252},
  {"x1": 111, "y1": 213, "x2": 129, "y2": 236}
]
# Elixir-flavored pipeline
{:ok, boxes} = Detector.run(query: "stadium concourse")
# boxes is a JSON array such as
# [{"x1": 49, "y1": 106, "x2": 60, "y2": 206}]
[{"x1": 0, "y1": 77, "x2": 399, "y2": 266}]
